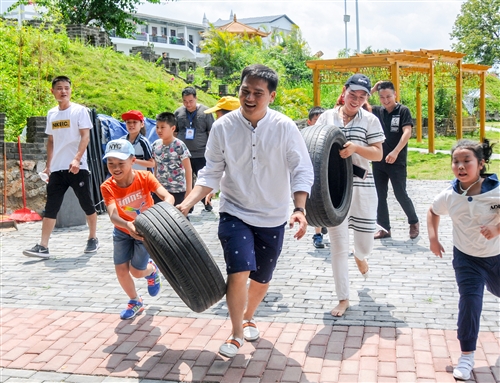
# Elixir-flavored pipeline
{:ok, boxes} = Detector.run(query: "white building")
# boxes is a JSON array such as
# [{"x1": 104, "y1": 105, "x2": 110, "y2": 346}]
[{"x1": 110, "y1": 13, "x2": 208, "y2": 63}]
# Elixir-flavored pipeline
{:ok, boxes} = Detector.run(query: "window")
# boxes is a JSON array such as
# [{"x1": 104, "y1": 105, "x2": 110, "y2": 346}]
[
  {"x1": 170, "y1": 29, "x2": 176, "y2": 37},
  {"x1": 189, "y1": 34, "x2": 193, "y2": 43},
  {"x1": 161, "y1": 27, "x2": 167, "y2": 36},
  {"x1": 152, "y1": 26, "x2": 157, "y2": 35},
  {"x1": 140, "y1": 25, "x2": 148, "y2": 33}
]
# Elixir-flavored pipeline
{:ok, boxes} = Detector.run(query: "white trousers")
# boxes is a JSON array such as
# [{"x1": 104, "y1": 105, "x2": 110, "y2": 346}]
[{"x1": 328, "y1": 181, "x2": 377, "y2": 301}]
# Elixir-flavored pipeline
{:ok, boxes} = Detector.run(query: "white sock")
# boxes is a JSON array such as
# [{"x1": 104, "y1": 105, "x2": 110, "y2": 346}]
[{"x1": 453, "y1": 352, "x2": 474, "y2": 381}]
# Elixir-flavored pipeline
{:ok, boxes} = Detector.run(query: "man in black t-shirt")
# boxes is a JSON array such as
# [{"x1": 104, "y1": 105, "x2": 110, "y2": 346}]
[{"x1": 371, "y1": 81, "x2": 419, "y2": 239}]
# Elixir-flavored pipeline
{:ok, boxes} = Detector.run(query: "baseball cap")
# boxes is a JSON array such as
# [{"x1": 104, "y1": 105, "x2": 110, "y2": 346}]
[
  {"x1": 103, "y1": 139, "x2": 135, "y2": 160},
  {"x1": 204, "y1": 96, "x2": 241, "y2": 114},
  {"x1": 345, "y1": 74, "x2": 371, "y2": 95},
  {"x1": 121, "y1": 110, "x2": 144, "y2": 121}
]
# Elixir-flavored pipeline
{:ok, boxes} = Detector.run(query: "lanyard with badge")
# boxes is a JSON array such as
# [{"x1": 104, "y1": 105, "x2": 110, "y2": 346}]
[{"x1": 185, "y1": 108, "x2": 197, "y2": 140}]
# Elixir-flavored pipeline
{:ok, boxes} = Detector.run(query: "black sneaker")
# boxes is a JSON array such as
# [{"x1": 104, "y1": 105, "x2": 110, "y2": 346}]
[
  {"x1": 321, "y1": 227, "x2": 328, "y2": 235},
  {"x1": 312, "y1": 234, "x2": 325, "y2": 249},
  {"x1": 23, "y1": 244, "x2": 50, "y2": 259},
  {"x1": 84, "y1": 238, "x2": 99, "y2": 253}
]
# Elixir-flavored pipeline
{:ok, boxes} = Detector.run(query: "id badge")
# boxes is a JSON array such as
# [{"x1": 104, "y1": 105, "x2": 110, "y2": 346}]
[{"x1": 185, "y1": 127, "x2": 195, "y2": 140}]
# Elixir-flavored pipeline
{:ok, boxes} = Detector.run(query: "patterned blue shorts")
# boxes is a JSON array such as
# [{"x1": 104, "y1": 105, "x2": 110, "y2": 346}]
[{"x1": 218, "y1": 213, "x2": 285, "y2": 284}]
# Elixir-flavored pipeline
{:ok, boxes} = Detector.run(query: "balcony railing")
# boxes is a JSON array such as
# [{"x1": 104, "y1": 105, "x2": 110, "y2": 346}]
[{"x1": 117, "y1": 33, "x2": 201, "y2": 53}]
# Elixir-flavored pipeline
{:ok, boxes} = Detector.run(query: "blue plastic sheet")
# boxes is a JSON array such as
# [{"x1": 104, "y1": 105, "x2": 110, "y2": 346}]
[{"x1": 97, "y1": 114, "x2": 159, "y2": 144}]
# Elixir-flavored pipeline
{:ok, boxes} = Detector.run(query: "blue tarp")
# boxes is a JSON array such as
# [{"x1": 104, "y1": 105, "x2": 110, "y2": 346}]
[{"x1": 97, "y1": 114, "x2": 159, "y2": 145}]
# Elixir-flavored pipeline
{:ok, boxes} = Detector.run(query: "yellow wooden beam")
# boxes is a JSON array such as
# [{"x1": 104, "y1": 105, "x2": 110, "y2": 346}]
[
  {"x1": 313, "y1": 68, "x2": 320, "y2": 107},
  {"x1": 391, "y1": 63, "x2": 400, "y2": 102},
  {"x1": 428, "y1": 62, "x2": 435, "y2": 154},
  {"x1": 456, "y1": 60, "x2": 463, "y2": 139},
  {"x1": 416, "y1": 85, "x2": 422, "y2": 143},
  {"x1": 480, "y1": 71, "x2": 486, "y2": 142}
]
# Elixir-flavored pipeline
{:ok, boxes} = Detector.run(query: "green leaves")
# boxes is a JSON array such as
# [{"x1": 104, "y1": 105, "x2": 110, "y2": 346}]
[{"x1": 450, "y1": 0, "x2": 500, "y2": 66}]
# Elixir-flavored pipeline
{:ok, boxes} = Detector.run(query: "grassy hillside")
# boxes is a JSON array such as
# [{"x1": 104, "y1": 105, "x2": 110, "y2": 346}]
[{"x1": 0, "y1": 20, "x2": 217, "y2": 141}]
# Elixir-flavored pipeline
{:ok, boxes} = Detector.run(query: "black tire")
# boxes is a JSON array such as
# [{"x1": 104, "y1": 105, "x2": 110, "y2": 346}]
[
  {"x1": 134, "y1": 202, "x2": 226, "y2": 313},
  {"x1": 301, "y1": 124, "x2": 353, "y2": 227}
]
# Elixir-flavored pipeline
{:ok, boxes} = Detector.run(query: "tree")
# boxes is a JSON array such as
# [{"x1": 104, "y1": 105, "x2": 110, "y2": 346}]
[
  {"x1": 8, "y1": 0, "x2": 176, "y2": 37},
  {"x1": 450, "y1": 0, "x2": 500, "y2": 66}
]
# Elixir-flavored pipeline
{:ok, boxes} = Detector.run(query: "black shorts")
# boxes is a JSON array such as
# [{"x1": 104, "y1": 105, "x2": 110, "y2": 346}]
[{"x1": 44, "y1": 170, "x2": 96, "y2": 219}]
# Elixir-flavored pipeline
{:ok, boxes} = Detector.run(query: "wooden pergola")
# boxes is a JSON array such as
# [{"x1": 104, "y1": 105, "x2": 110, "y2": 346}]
[{"x1": 306, "y1": 49, "x2": 491, "y2": 153}]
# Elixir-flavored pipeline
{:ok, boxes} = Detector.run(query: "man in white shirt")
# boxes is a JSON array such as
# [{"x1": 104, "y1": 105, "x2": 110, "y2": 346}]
[
  {"x1": 23, "y1": 76, "x2": 98, "y2": 259},
  {"x1": 178, "y1": 64, "x2": 314, "y2": 358}
]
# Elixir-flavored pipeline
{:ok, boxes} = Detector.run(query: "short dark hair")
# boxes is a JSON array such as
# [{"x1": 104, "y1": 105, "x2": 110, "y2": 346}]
[
  {"x1": 240, "y1": 64, "x2": 278, "y2": 93},
  {"x1": 156, "y1": 112, "x2": 176, "y2": 127},
  {"x1": 377, "y1": 81, "x2": 395, "y2": 92},
  {"x1": 308, "y1": 107, "x2": 325, "y2": 121},
  {"x1": 181, "y1": 86, "x2": 197, "y2": 98},
  {"x1": 52, "y1": 76, "x2": 71, "y2": 88}
]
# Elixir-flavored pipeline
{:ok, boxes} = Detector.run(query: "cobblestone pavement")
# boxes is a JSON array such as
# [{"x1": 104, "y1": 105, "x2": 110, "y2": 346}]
[{"x1": 1, "y1": 180, "x2": 499, "y2": 382}]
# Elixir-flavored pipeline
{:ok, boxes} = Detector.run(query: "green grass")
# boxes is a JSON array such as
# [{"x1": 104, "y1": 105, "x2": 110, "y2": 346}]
[
  {"x1": 407, "y1": 151, "x2": 500, "y2": 180},
  {"x1": 409, "y1": 129, "x2": 500, "y2": 154},
  {"x1": 488, "y1": 121, "x2": 500, "y2": 129}
]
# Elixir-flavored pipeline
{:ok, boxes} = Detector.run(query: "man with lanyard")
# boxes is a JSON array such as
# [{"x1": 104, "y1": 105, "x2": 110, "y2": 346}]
[
  {"x1": 174, "y1": 87, "x2": 214, "y2": 211},
  {"x1": 371, "y1": 80, "x2": 420, "y2": 240}
]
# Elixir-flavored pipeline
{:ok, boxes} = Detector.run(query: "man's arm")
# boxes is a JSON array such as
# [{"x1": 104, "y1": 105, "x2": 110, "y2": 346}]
[
  {"x1": 69, "y1": 128, "x2": 90, "y2": 174},
  {"x1": 176, "y1": 185, "x2": 213, "y2": 216},
  {"x1": 385, "y1": 125, "x2": 411, "y2": 164},
  {"x1": 44, "y1": 135, "x2": 54, "y2": 174},
  {"x1": 289, "y1": 191, "x2": 309, "y2": 240}
]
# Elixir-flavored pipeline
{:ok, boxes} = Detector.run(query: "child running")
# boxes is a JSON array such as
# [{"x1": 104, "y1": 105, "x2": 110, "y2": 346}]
[
  {"x1": 100, "y1": 139, "x2": 175, "y2": 319},
  {"x1": 427, "y1": 139, "x2": 499, "y2": 381},
  {"x1": 151, "y1": 112, "x2": 193, "y2": 205},
  {"x1": 121, "y1": 110, "x2": 155, "y2": 171}
]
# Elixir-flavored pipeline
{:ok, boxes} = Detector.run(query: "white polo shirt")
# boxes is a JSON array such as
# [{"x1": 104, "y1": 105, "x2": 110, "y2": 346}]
[{"x1": 432, "y1": 175, "x2": 500, "y2": 258}]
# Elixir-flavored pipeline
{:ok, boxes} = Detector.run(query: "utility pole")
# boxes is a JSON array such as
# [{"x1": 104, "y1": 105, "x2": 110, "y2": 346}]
[
  {"x1": 343, "y1": 0, "x2": 350, "y2": 53},
  {"x1": 356, "y1": 0, "x2": 360, "y2": 53}
]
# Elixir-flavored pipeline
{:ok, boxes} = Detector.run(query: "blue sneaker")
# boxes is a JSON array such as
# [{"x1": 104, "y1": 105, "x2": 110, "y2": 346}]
[
  {"x1": 312, "y1": 233, "x2": 325, "y2": 249},
  {"x1": 120, "y1": 297, "x2": 144, "y2": 320},
  {"x1": 145, "y1": 259, "x2": 161, "y2": 297}
]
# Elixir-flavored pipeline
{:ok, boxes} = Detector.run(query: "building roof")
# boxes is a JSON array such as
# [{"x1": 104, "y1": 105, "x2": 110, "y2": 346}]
[
  {"x1": 213, "y1": 14, "x2": 296, "y2": 28},
  {"x1": 135, "y1": 13, "x2": 205, "y2": 29},
  {"x1": 217, "y1": 15, "x2": 270, "y2": 37}
]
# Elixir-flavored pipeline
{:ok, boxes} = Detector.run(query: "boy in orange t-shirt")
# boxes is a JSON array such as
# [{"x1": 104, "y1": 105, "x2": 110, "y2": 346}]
[{"x1": 101, "y1": 139, "x2": 174, "y2": 319}]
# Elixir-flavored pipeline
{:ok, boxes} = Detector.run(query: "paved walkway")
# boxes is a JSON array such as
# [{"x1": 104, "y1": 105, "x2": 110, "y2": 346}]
[{"x1": 1, "y1": 180, "x2": 499, "y2": 382}]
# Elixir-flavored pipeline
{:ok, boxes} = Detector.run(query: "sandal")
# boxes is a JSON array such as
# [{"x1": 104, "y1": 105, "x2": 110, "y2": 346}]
[
  {"x1": 219, "y1": 336, "x2": 244, "y2": 358},
  {"x1": 243, "y1": 319, "x2": 260, "y2": 341}
]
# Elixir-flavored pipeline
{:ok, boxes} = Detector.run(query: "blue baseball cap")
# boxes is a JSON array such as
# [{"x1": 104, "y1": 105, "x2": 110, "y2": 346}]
[
  {"x1": 103, "y1": 139, "x2": 135, "y2": 160},
  {"x1": 345, "y1": 73, "x2": 372, "y2": 95}
]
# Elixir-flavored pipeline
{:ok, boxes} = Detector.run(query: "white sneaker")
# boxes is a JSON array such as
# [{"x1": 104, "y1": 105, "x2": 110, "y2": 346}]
[
  {"x1": 453, "y1": 353, "x2": 474, "y2": 381},
  {"x1": 243, "y1": 319, "x2": 260, "y2": 341}
]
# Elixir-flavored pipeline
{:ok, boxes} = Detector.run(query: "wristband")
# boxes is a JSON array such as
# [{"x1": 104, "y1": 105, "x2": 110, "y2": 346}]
[{"x1": 292, "y1": 207, "x2": 306, "y2": 216}]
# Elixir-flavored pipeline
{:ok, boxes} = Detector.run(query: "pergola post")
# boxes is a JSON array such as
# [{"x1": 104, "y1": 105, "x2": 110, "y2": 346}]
[
  {"x1": 456, "y1": 60, "x2": 463, "y2": 139},
  {"x1": 416, "y1": 85, "x2": 422, "y2": 143},
  {"x1": 428, "y1": 61, "x2": 435, "y2": 154},
  {"x1": 391, "y1": 63, "x2": 400, "y2": 102},
  {"x1": 313, "y1": 68, "x2": 320, "y2": 106},
  {"x1": 479, "y1": 70, "x2": 486, "y2": 142}
]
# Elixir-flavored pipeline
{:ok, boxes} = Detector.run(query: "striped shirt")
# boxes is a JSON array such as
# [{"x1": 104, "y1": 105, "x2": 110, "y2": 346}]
[
  {"x1": 121, "y1": 133, "x2": 153, "y2": 171},
  {"x1": 317, "y1": 106, "x2": 385, "y2": 232}
]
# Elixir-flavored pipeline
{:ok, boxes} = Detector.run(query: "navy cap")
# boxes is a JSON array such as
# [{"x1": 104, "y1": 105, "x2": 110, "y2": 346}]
[{"x1": 345, "y1": 74, "x2": 371, "y2": 95}]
